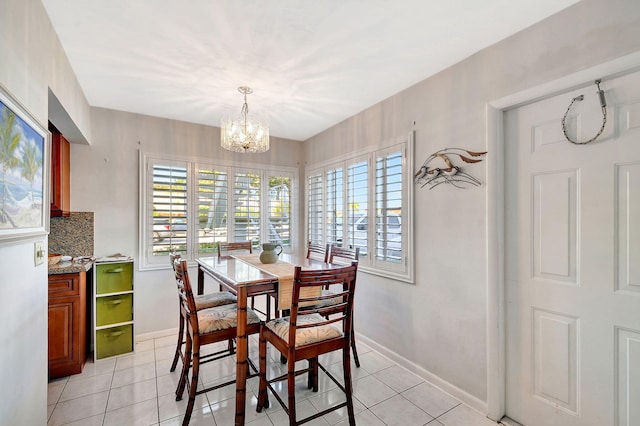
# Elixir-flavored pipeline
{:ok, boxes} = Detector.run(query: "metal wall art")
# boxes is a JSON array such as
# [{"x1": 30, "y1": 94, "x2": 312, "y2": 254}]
[{"x1": 414, "y1": 148, "x2": 486, "y2": 190}]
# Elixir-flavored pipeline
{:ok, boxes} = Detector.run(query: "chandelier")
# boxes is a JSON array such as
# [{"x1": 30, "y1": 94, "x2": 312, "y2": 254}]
[{"x1": 220, "y1": 86, "x2": 269, "y2": 153}]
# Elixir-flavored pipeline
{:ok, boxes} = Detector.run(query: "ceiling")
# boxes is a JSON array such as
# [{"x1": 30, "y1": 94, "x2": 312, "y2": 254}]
[{"x1": 42, "y1": 0, "x2": 579, "y2": 141}]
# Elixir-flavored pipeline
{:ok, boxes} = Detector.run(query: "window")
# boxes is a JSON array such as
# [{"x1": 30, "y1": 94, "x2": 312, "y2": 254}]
[
  {"x1": 148, "y1": 160, "x2": 189, "y2": 257},
  {"x1": 307, "y1": 173, "x2": 323, "y2": 246},
  {"x1": 306, "y1": 133, "x2": 414, "y2": 282},
  {"x1": 140, "y1": 154, "x2": 296, "y2": 269},
  {"x1": 325, "y1": 167, "x2": 343, "y2": 246},
  {"x1": 375, "y1": 148, "x2": 403, "y2": 264},
  {"x1": 346, "y1": 158, "x2": 369, "y2": 257},
  {"x1": 196, "y1": 167, "x2": 228, "y2": 254},
  {"x1": 267, "y1": 175, "x2": 292, "y2": 245}
]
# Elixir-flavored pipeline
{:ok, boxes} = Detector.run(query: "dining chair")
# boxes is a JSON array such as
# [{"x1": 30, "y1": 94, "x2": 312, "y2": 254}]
[
  {"x1": 172, "y1": 258, "x2": 262, "y2": 426},
  {"x1": 325, "y1": 245, "x2": 361, "y2": 367},
  {"x1": 217, "y1": 241, "x2": 272, "y2": 317},
  {"x1": 256, "y1": 262, "x2": 358, "y2": 425},
  {"x1": 216, "y1": 241, "x2": 253, "y2": 257},
  {"x1": 168, "y1": 251, "x2": 237, "y2": 373},
  {"x1": 306, "y1": 241, "x2": 330, "y2": 262}
]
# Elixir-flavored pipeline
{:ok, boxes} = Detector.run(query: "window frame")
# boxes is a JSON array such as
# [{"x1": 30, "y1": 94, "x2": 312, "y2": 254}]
[
  {"x1": 305, "y1": 132, "x2": 415, "y2": 283},
  {"x1": 139, "y1": 152, "x2": 298, "y2": 270}
]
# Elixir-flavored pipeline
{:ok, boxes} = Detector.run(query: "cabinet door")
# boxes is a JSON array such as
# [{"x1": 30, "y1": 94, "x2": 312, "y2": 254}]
[
  {"x1": 48, "y1": 295, "x2": 83, "y2": 378},
  {"x1": 50, "y1": 131, "x2": 70, "y2": 217},
  {"x1": 48, "y1": 273, "x2": 86, "y2": 379}
]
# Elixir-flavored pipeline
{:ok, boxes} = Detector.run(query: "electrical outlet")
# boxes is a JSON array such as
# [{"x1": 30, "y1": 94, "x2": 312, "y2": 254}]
[{"x1": 34, "y1": 241, "x2": 44, "y2": 266}]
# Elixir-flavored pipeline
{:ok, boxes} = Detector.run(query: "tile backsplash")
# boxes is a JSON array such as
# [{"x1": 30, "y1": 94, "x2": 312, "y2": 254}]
[{"x1": 49, "y1": 212, "x2": 94, "y2": 257}]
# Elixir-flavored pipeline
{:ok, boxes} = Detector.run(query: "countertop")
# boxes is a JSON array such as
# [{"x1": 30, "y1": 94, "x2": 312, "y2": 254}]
[{"x1": 48, "y1": 259, "x2": 95, "y2": 275}]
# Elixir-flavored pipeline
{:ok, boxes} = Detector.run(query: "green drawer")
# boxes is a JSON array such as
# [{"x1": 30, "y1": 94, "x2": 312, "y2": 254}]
[
  {"x1": 96, "y1": 324, "x2": 133, "y2": 359},
  {"x1": 96, "y1": 294, "x2": 133, "y2": 326},
  {"x1": 96, "y1": 262, "x2": 133, "y2": 294}
]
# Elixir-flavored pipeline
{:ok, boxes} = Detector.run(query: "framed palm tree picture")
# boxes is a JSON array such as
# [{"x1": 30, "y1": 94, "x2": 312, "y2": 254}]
[{"x1": 0, "y1": 83, "x2": 50, "y2": 244}]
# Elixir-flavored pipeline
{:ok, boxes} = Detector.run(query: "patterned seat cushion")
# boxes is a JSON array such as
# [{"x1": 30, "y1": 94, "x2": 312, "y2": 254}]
[
  {"x1": 197, "y1": 304, "x2": 260, "y2": 333},
  {"x1": 315, "y1": 289, "x2": 342, "y2": 307},
  {"x1": 194, "y1": 291, "x2": 237, "y2": 310},
  {"x1": 265, "y1": 313, "x2": 343, "y2": 347}
]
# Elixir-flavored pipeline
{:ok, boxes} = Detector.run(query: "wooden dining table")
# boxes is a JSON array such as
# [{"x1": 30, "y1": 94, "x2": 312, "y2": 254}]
[{"x1": 195, "y1": 252, "x2": 336, "y2": 426}]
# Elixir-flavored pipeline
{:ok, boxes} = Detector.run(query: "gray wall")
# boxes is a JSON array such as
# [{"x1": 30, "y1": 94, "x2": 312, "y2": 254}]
[
  {"x1": 1, "y1": 0, "x2": 640, "y2": 423},
  {"x1": 304, "y1": 0, "x2": 640, "y2": 406}
]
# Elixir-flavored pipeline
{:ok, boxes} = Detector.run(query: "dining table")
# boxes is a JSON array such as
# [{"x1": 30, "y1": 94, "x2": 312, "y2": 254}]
[{"x1": 195, "y1": 252, "x2": 337, "y2": 425}]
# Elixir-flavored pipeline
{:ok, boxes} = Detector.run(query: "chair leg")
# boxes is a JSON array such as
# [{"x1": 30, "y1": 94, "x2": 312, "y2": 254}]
[
  {"x1": 256, "y1": 331, "x2": 269, "y2": 411},
  {"x1": 307, "y1": 358, "x2": 318, "y2": 392},
  {"x1": 183, "y1": 342, "x2": 200, "y2": 426},
  {"x1": 170, "y1": 312, "x2": 185, "y2": 372},
  {"x1": 266, "y1": 295, "x2": 271, "y2": 321},
  {"x1": 351, "y1": 329, "x2": 360, "y2": 368},
  {"x1": 176, "y1": 331, "x2": 192, "y2": 400},
  {"x1": 274, "y1": 296, "x2": 280, "y2": 319},
  {"x1": 342, "y1": 346, "x2": 356, "y2": 425},
  {"x1": 287, "y1": 351, "x2": 297, "y2": 425}
]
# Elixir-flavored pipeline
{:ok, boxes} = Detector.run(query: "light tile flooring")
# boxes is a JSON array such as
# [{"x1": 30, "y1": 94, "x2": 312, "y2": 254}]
[{"x1": 47, "y1": 334, "x2": 498, "y2": 426}]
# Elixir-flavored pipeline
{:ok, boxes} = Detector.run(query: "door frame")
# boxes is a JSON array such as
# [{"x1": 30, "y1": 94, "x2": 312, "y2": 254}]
[{"x1": 485, "y1": 51, "x2": 640, "y2": 422}]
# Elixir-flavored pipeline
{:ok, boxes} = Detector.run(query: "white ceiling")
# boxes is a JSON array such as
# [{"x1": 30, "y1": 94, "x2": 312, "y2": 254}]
[{"x1": 42, "y1": 0, "x2": 579, "y2": 141}]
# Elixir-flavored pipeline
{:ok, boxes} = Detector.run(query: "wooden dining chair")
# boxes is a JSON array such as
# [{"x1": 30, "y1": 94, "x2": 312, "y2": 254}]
[
  {"x1": 326, "y1": 245, "x2": 361, "y2": 367},
  {"x1": 306, "y1": 241, "x2": 329, "y2": 262},
  {"x1": 216, "y1": 241, "x2": 253, "y2": 257},
  {"x1": 256, "y1": 262, "x2": 358, "y2": 425},
  {"x1": 217, "y1": 240, "x2": 266, "y2": 314},
  {"x1": 168, "y1": 251, "x2": 237, "y2": 373},
  {"x1": 173, "y1": 258, "x2": 262, "y2": 426}
]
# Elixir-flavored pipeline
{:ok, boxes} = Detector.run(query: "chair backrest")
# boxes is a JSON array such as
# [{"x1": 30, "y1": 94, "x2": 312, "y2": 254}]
[
  {"x1": 217, "y1": 241, "x2": 253, "y2": 257},
  {"x1": 169, "y1": 250, "x2": 181, "y2": 270},
  {"x1": 306, "y1": 242, "x2": 329, "y2": 262},
  {"x1": 289, "y1": 262, "x2": 358, "y2": 347},
  {"x1": 328, "y1": 245, "x2": 359, "y2": 265},
  {"x1": 173, "y1": 258, "x2": 199, "y2": 331}
]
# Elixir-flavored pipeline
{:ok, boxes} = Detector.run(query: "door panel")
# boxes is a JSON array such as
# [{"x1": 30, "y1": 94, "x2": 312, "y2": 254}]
[
  {"x1": 615, "y1": 327, "x2": 640, "y2": 426},
  {"x1": 505, "y1": 70, "x2": 640, "y2": 426},
  {"x1": 532, "y1": 308, "x2": 578, "y2": 414},
  {"x1": 532, "y1": 170, "x2": 577, "y2": 283},
  {"x1": 616, "y1": 162, "x2": 640, "y2": 294}
]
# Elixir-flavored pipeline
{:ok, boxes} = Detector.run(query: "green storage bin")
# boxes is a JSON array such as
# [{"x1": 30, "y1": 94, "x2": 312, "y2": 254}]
[
  {"x1": 96, "y1": 262, "x2": 133, "y2": 294},
  {"x1": 96, "y1": 324, "x2": 133, "y2": 359},
  {"x1": 96, "y1": 294, "x2": 133, "y2": 326}
]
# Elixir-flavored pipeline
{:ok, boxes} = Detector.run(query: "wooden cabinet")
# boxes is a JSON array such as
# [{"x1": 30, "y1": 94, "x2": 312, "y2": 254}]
[
  {"x1": 50, "y1": 129, "x2": 70, "y2": 217},
  {"x1": 93, "y1": 260, "x2": 134, "y2": 360},
  {"x1": 48, "y1": 272, "x2": 87, "y2": 379}
]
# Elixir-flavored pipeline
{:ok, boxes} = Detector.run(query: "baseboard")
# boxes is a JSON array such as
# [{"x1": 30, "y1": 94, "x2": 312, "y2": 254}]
[
  {"x1": 136, "y1": 328, "x2": 177, "y2": 342},
  {"x1": 356, "y1": 332, "x2": 489, "y2": 417},
  {"x1": 499, "y1": 416, "x2": 523, "y2": 426}
]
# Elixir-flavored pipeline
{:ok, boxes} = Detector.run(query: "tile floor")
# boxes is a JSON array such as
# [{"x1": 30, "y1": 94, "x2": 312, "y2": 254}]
[{"x1": 47, "y1": 334, "x2": 499, "y2": 425}]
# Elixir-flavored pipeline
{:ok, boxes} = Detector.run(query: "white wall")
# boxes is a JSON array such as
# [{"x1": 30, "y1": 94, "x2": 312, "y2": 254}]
[
  {"x1": 0, "y1": 0, "x2": 91, "y2": 424},
  {"x1": 304, "y1": 0, "x2": 640, "y2": 408}
]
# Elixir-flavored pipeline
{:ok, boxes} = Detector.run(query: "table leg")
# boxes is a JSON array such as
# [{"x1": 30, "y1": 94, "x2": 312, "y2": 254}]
[
  {"x1": 197, "y1": 265, "x2": 204, "y2": 295},
  {"x1": 235, "y1": 286, "x2": 248, "y2": 426}
]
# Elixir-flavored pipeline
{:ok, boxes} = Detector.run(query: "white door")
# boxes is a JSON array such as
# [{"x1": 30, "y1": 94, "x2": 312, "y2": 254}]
[{"x1": 504, "y1": 70, "x2": 640, "y2": 426}]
